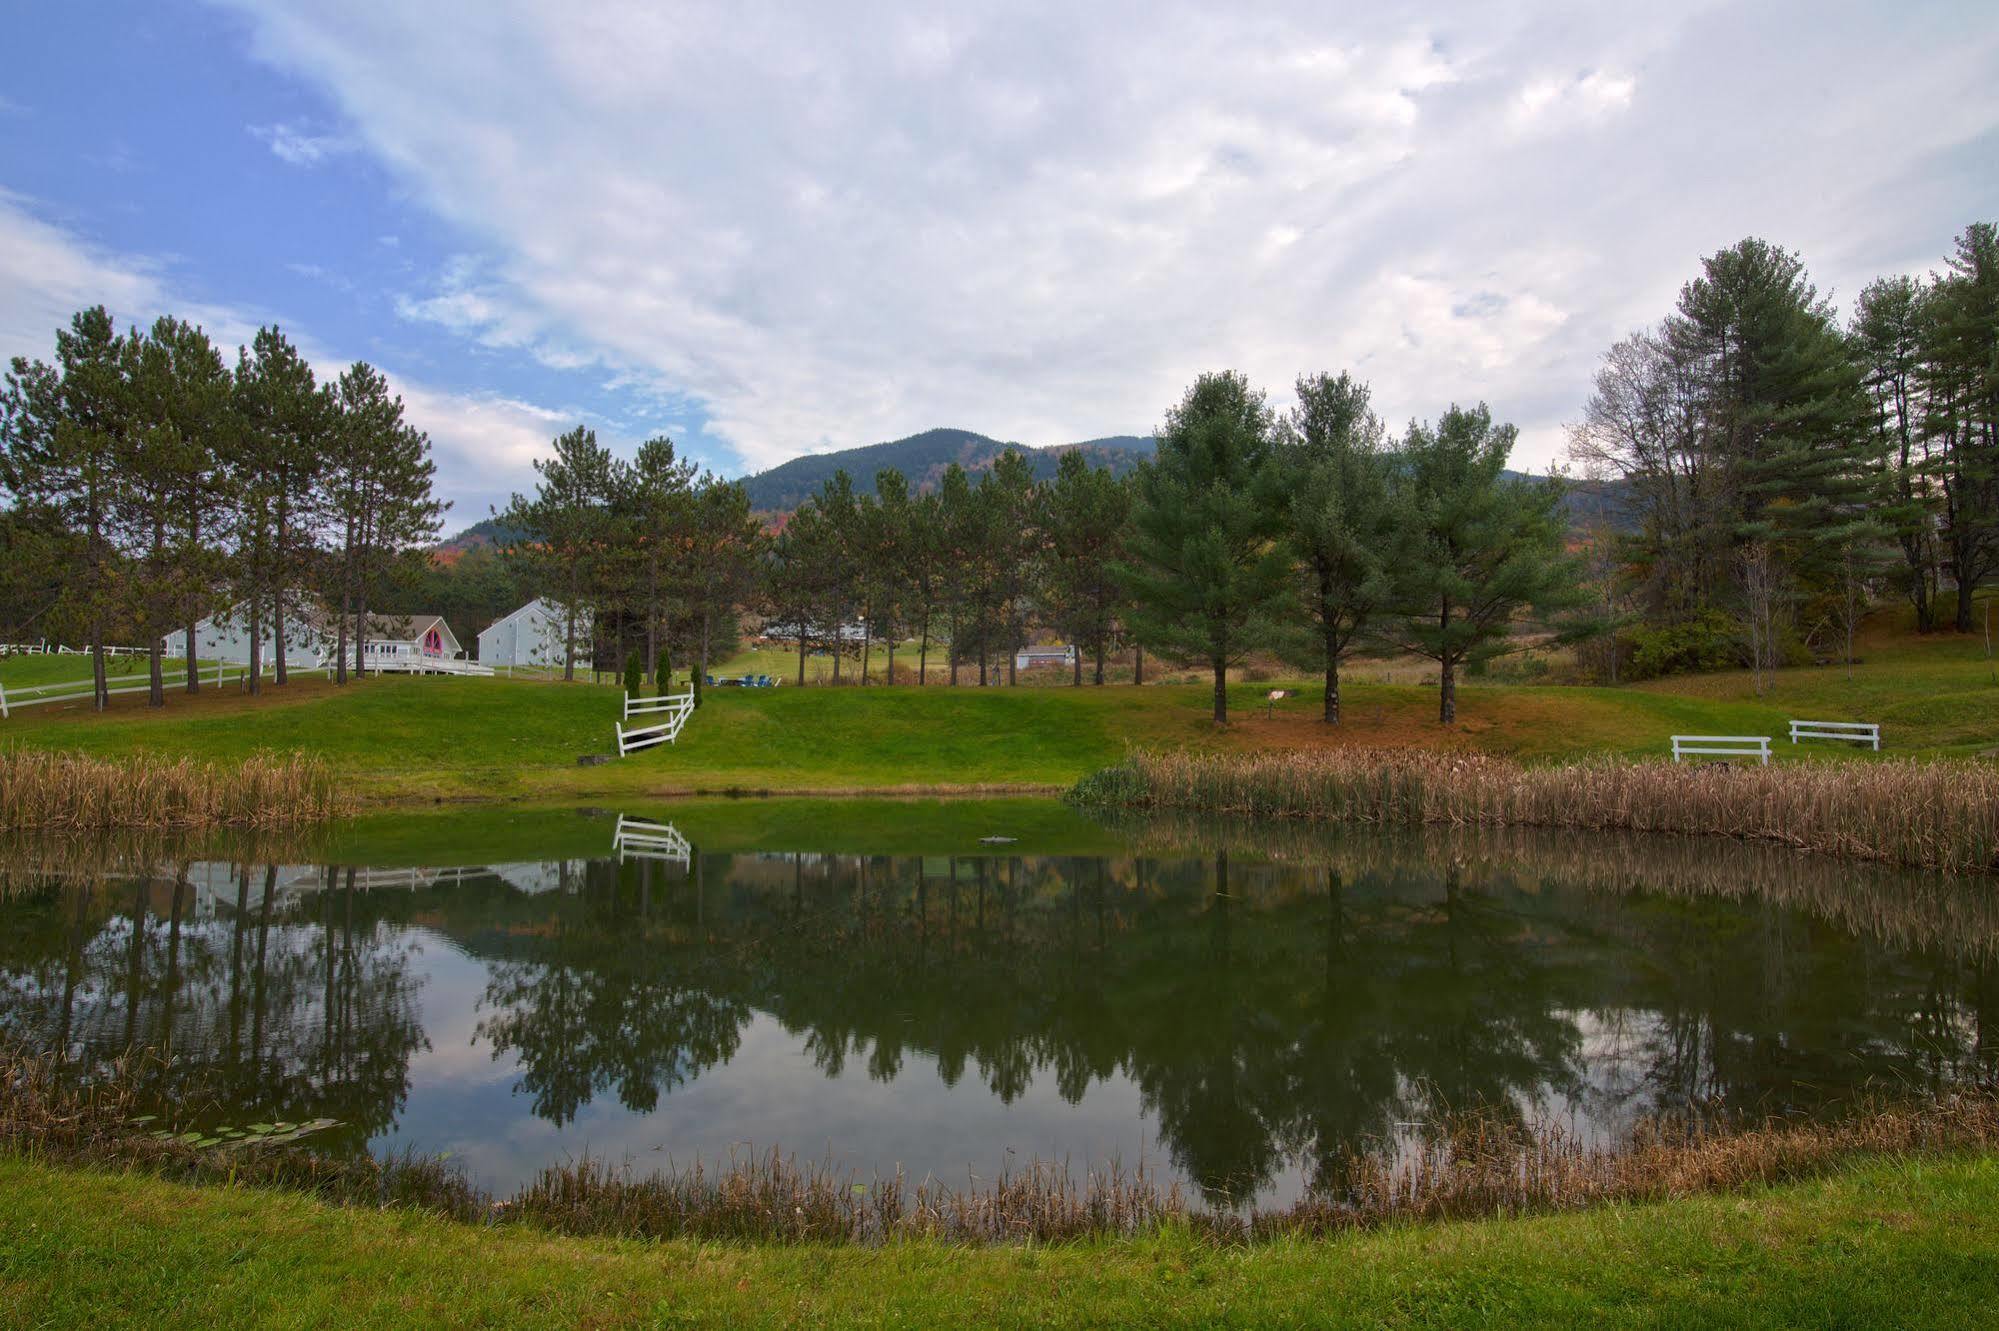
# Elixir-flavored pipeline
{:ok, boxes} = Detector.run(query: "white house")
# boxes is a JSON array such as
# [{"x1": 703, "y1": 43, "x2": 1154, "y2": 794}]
[
  {"x1": 477, "y1": 598, "x2": 587, "y2": 667},
  {"x1": 163, "y1": 608, "x2": 460, "y2": 669},
  {"x1": 162, "y1": 608, "x2": 333, "y2": 668}
]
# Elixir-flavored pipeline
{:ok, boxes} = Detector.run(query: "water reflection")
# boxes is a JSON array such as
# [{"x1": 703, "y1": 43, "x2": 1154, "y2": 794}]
[{"x1": 2, "y1": 810, "x2": 1996, "y2": 1206}]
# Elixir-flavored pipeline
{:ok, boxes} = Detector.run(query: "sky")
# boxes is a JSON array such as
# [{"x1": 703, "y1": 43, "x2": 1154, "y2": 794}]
[{"x1": 2, "y1": 1, "x2": 1995, "y2": 525}]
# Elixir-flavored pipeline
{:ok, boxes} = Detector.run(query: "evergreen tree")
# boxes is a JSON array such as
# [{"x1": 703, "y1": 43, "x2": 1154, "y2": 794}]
[
  {"x1": 1038, "y1": 449, "x2": 1130, "y2": 685},
  {"x1": 0, "y1": 306, "x2": 129, "y2": 708},
  {"x1": 1852, "y1": 275, "x2": 1940, "y2": 631},
  {"x1": 233, "y1": 327, "x2": 327, "y2": 688},
  {"x1": 621, "y1": 436, "x2": 696, "y2": 686},
  {"x1": 1383, "y1": 404, "x2": 1588, "y2": 724},
  {"x1": 1117, "y1": 371, "x2": 1289, "y2": 723},
  {"x1": 499, "y1": 426, "x2": 616, "y2": 681},
  {"x1": 1277, "y1": 371, "x2": 1395, "y2": 723},
  {"x1": 1922, "y1": 222, "x2": 1999, "y2": 630},
  {"x1": 679, "y1": 473, "x2": 762, "y2": 690}
]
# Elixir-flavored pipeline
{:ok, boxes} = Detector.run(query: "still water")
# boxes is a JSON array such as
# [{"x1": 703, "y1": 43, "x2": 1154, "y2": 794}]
[{"x1": 2, "y1": 801, "x2": 1995, "y2": 1207}]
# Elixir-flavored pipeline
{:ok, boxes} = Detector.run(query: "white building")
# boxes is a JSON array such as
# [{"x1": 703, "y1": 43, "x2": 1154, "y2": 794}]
[
  {"x1": 161, "y1": 608, "x2": 332, "y2": 668},
  {"x1": 163, "y1": 608, "x2": 461, "y2": 669},
  {"x1": 476, "y1": 598, "x2": 587, "y2": 667}
]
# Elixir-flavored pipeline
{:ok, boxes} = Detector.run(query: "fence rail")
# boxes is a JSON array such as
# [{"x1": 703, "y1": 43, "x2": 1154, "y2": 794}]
[
  {"x1": 1789, "y1": 719, "x2": 1880, "y2": 750},
  {"x1": 616, "y1": 687, "x2": 695, "y2": 755},
  {"x1": 0, "y1": 661, "x2": 238, "y2": 718},
  {"x1": 1671, "y1": 734, "x2": 1771, "y2": 765}
]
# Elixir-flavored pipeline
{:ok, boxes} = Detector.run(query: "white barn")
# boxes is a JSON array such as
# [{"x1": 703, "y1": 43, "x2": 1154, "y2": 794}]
[{"x1": 477, "y1": 598, "x2": 586, "y2": 668}]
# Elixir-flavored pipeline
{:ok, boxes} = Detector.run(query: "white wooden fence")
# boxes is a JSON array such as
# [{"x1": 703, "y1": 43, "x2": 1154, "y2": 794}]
[
  {"x1": 1789, "y1": 720, "x2": 1880, "y2": 750},
  {"x1": 616, "y1": 687, "x2": 695, "y2": 755},
  {"x1": 366, "y1": 653, "x2": 495, "y2": 677},
  {"x1": 0, "y1": 660, "x2": 238, "y2": 718},
  {"x1": 1671, "y1": 735, "x2": 1771, "y2": 764},
  {"x1": 613, "y1": 814, "x2": 692, "y2": 866}
]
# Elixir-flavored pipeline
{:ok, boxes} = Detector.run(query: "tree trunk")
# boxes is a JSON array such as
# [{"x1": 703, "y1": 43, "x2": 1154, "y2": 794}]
[
  {"x1": 1073, "y1": 649, "x2": 1081, "y2": 686},
  {"x1": 184, "y1": 513, "x2": 201, "y2": 694},
  {"x1": 646, "y1": 564, "x2": 660, "y2": 687},
  {"x1": 273, "y1": 496, "x2": 289, "y2": 688},
  {"x1": 1133, "y1": 645, "x2": 1144, "y2": 685},
  {"x1": 1437, "y1": 597, "x2": 1455, "y2": 724},
  {"x1": 248, "y1": 599, "x2": 262, "y2": 697},
  {"x1": 1324, "y1": 657, "x2": 1340, "y2": 725},
  {"x1": 562, "y1": 592, "x2": 577, "y2": 682},
  {"x1": 1211, "y1": 660, "x2": 1227, "y2": 724},
  {"x1": 1094, "y1": 641, "x2": 1105, "y2": 686},
  {"x1": 918, "y1": 614, "x2": 929, "y2": 686},
  {"x1": 798, "y1": 633, "x2": 807, "y2": 686},
  {"x1": 1958, "y1": 579, "x2": 1977, "y2": 634},
  {"x1": 887, "y1": 639, "x2": 895, "y2": 685},
  {"x1": 861, "y1": 622, "x2": 871, "y2": 685},
  {"x1": 978, "y1": 642, "x2": 987, "y2": 687}
]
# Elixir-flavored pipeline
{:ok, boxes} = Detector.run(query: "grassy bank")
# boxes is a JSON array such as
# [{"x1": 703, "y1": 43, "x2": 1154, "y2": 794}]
[
  {"x1": 0, "y1": 605, "x2": 1990, "y2": 806},
  {"x1": 4, "y1": 1151, "x2": 1997, "y2": 1328},
  {"x1": 1071, "y1": 749, "x2": 1999, "y2": 874}
]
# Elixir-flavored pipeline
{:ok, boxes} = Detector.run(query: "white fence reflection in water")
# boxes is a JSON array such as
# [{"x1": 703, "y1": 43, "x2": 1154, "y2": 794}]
[{"x1": 614, "y1": 814, "x2": 692, "y2": 868}]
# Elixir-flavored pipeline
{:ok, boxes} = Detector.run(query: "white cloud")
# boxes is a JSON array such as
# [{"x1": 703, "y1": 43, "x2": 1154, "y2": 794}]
[
  {"x1": 206, "y1": 1, "x2": 1999, "y2": 473},
  {"x1": 250, "y1": 119, "x2": 356, "y2": 166},
  {"x1": 0, "y1": 193, "x2": 569, "y2": 521},
  {"x1": 1508, "y1": 70, "x2": 1638, "y2": 134}
]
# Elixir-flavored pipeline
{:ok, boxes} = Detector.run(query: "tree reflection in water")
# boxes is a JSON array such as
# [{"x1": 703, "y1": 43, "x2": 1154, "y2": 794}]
[{"x1": 0, "y1": 814, "x2": 1994, "y2": 1208}]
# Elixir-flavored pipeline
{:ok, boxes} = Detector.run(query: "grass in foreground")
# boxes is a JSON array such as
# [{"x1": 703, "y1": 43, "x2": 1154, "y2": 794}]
[{"x1": 3, "y1": 1152, "x2": 1997, "y2": 1328}]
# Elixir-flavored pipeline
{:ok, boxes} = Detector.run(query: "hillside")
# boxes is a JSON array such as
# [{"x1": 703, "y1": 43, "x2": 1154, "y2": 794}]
[{"x1": 740, "y1": 427, "x2": 1156, "y2": 511}]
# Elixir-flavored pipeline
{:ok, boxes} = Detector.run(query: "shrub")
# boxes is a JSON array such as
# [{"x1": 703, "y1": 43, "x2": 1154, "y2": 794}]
[
  {"x1": 622, "y1": 651, "x2": 642, "y2": 696},
  {"x1": 655, "y1": 648, "x2": 672, "y2": 689},
  {"x1": 1624, "y1": 611, "x2": 1743, "y2": 679}
]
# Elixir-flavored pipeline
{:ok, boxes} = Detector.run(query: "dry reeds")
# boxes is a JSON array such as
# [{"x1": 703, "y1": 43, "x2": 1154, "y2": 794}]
[
  {"x1": 0, "y1": 750, "x2": 344, "y2": 830},
  {"x1": 1073, "y1": 750, "x2": 1999, "y2": 875},
  {"x1": 7, "y1": 1039, "x2": 1999, "y2": 1246}
]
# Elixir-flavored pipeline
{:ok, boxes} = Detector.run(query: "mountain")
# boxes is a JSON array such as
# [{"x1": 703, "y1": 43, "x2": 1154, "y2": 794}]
[
  {"x1": 739, "y1": 427, "x2": 1156, "y2": 512},
  {"x1": 432, "y1": 517, "x2": 524, "y2": 565}
]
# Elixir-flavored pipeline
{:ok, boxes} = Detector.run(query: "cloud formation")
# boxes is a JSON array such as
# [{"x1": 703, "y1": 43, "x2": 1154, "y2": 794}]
[
  {"x1": 0, "y1": 193, "x2": 568, "y2": 521},
  {"x1": 202, "y1": 0, "x2": 1999, "y2": 474}
]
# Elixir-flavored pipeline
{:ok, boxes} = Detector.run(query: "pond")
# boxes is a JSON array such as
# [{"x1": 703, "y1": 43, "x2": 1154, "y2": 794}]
[{"x1": 2, "y1": 799, "x2": 1996, "y2": 1209}]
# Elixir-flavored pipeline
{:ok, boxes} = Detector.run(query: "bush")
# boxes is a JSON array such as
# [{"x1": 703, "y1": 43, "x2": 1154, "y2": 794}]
[
  {"x1": 1624, "y1": 612, "x2": 1744, "y2": 680},
  {"x1": 655, "y1": 648, "x2": 672, "y2": 689},
  {"x1": 622, "y1": 651, "x2": 642, "y2": 696}
]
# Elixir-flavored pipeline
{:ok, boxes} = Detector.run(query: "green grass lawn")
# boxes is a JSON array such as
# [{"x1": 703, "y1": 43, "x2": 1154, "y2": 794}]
[
  {"x1": 5, "y1": 1152, "x2": 1998, "y2": 1328},
  {"x1": 1, "y1": 606, "x2": 1993, "y2": 805}
]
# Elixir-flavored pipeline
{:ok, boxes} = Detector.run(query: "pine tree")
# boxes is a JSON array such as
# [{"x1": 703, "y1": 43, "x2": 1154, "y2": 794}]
[
  {"x1": 499, "y1": 426, "x2": 615, "y2": 681},
  {"x1": 1117, "y1": 371, "x2": 1289, "y2": 723},
  {"x1": 1038, "y1": 449, "x2": 1130, "y2": 685},
  {"x1": 1276, "y1": 371, "x2": 1395, "y2": 723},
  {"x1": 1383, "y1": 404, "x2": 1588, "y2": 725},
  {"x1": 0, "y1": 307, "x2": 129, "y2": 709}
]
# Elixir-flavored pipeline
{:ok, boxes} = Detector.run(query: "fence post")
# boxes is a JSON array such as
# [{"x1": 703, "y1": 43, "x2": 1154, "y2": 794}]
[{"x1": 1, "y1": 680, "x2": 8, "y2": 719}]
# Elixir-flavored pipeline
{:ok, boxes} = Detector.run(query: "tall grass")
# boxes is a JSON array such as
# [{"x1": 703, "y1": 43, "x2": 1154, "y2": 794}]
[
  {"x1": 1073, "y1": 750, "x2": 1999, "y2": 875},
  {"x1": 6, "y1": 1040, "x2": 1998, "y2": 1245},
  {"x1": 0, "y1": 750, "x2": 343, "y2": 830}
]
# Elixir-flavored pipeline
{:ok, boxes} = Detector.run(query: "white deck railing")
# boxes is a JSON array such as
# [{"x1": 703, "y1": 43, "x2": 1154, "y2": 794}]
[
  {"x1": 1671, "y1": 735, "x2": 1771, "y2": 764},
  {"x1": 616, "y1": 687, "x2": 695, "y2": 754},
  {"x1": 1789, "y1": 720, "x2": 1880, "y2": 750}
]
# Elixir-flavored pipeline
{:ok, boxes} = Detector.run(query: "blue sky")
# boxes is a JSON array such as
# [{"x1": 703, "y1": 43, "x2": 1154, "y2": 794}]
[{"x1": 3, "y1": 1, "x2": 1996, "y2": 525}]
